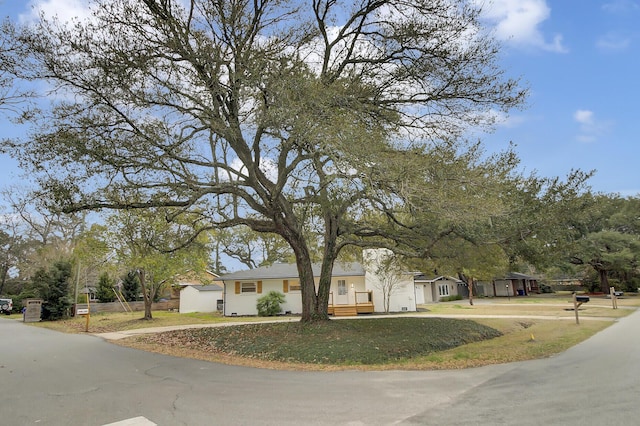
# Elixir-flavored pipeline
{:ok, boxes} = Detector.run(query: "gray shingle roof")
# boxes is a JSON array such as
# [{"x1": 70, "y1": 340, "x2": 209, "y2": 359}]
[
  {"x1": 220, "y1": 262, "x2": 364, "y2": 281},
  {"x1": 187, "y1": 284, "x2": 223, "y2": 292},
  {"x1": 504, "y1": 272, "x2": 537, "y2": 280},
  {"x1": 413, "y1": 275, "x2": 461, "y2": 283}
]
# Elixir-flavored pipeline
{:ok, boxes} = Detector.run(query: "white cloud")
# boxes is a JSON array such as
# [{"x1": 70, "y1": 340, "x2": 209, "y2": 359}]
[
  {"x1": 602, "y1": 0, "x2": 640, "y2": 14},
  {"x1": 227, "y1": 157, "x2": 279, "y2": 183},
  {"x1": 574, "y1": 109, "x2": 611, "y2": 143},
  {"x1": 478, "y1": 0, "x2": 568, "y2": 53},
  {"x1": 484, "y1": 109, "x2": 529, "y2": 128},
  {"x1": 574, "y1": 110, "x2": 594, "y2": 124},
  {"x1": 596, "y1": 33, "x2": 632, "y2": 51},
  {"x1": 20, "y1": 0, "x2": 92, "y2": 24}
]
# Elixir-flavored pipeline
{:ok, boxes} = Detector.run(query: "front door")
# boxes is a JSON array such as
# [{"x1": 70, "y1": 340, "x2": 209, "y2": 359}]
[
  {"x1": 336, "y1": 280, "x2": 349, "y2": 304},
  {"x1": 415, "y1": 284, "x2": 425, "y2": 304}
]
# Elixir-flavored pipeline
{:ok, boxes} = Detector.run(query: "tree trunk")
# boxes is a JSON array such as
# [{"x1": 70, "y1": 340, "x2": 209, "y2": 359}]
[
  {"x1": 0, "y1": 266, "x2": 7, "y2": 295},
  {"x1": 137, "y1": 269, "x2": 153, "y2": 320},
  {"x1": 384, "y1": 288, "x2": 391, "y2": 313},
  {"x1": 282, "y1": 227, "x2": 319, "y2": 322},
  {"x1": 277, "y1": 208, "x2": 339, "y2": 322},
  {"x1": 315, "y1": 257, "x2": 334, "y2": 321},
  {"x1": 313, "y1": 212, "x2": 341, "y2": 321},
  {"x1": 469, "y1": 278, "x2": 474, "y2": 306},
  {"x1": 598, "y1": 268, "x2": 610, "y2": 294},
  {"x1": 296, "y1": 256, "x2": 317, "y2": 322}
]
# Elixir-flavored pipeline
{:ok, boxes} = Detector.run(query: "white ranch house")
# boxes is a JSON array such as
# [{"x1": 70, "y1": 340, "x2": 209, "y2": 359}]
[{"x1": 219, "y1": 249, "x2": 454, "y2": 316}]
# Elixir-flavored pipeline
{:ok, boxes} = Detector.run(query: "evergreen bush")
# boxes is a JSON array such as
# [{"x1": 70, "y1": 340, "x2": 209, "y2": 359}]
[{"x1": 256, "y1": 291, "x2": 285, "y2": 316}]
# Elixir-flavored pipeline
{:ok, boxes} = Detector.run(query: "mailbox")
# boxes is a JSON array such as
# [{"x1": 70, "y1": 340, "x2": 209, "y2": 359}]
[{"x1": 575, "y1": 295, "x2": 590, "y2": 303}]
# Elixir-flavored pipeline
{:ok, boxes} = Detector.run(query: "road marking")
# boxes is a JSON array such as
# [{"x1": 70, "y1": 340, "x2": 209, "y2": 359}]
[{"x1": 102, "y1": 417, "x2": 157, "y2": 426}]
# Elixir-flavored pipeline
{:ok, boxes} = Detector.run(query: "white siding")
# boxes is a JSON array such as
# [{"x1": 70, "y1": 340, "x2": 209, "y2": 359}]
[
  {"x1": 224, "y1": 276, "x2": 370, "y2": 316},
  {"x1": 365, "y1": 270, "x2": 416, "y2": 312},
  {"x1": 179, "y1": 286, "x2": 222, "y2": 313},
  {"x1": 224, "y1": 279, "x2": 304, "y2": 316}
]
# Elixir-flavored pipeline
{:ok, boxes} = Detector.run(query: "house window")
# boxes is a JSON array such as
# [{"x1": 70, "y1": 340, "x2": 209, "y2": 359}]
[
  {"x1": 289, "y1": 281, "x2": 301, "y2": 291},
  {"x1": 438, "y1": 283, "x2": 450, "y2": 297},
  {"x1": 241, "y1": 282, "x2": 257, "y2": 293},
  {"x1": 338, "y1": 280, "x2": 347, "y2": 296}
]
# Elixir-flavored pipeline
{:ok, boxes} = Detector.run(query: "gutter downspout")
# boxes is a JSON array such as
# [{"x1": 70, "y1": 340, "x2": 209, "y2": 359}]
[{"x1": 222, "y1": 280, "x2": 227, "y2": 317}]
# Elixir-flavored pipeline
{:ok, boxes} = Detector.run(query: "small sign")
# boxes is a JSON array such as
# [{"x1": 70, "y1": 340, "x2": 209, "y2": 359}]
[
  {"x1": 24, "y1": 299, "x2": 43, "y2": 323},
  {"x1": 77, "y1": 308, "x2": 89, "y2": 315}
]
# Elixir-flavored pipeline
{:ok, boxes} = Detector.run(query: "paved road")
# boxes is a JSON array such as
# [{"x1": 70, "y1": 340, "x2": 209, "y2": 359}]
[
  {"x1": 402, "y1": 309, "x2": 640, "y2": 425},
  {"x1": 1, "y1": 311, "x2": 639, "y2": 425}
]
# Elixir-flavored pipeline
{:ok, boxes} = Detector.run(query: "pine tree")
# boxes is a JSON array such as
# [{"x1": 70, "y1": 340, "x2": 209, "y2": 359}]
[
  {"x1": 95, "y1": 272, "x2": 115, "y2": 302},
  {"x1": 121, "y1": 270, "x2": 140, "y2": 302}
]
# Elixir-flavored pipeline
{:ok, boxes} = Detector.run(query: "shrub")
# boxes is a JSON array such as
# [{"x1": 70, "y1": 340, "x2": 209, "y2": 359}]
[
  {"x1": 41, "y1": 261, "x2": 73, "y2": 321},
  {"x1": 440, "y1": 295, "x2": 463, "y2": 302},
  {"x1": 256, "y1": 291, "x2": 285, "y2": 316}
]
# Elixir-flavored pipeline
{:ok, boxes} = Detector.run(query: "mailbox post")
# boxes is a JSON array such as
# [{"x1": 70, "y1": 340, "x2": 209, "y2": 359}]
[
  {"x1": 76, "y1": 295, "x2": 91, "y2": 332},
  {"x1": 610, "y1": 286, "x2": 618, "y2": 309},
  {"x1": 572, "y1": 292, "x2": 590, "y2": 324}
]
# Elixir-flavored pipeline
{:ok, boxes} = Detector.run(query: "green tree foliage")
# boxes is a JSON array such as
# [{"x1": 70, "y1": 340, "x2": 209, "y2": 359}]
[
  {"x1": 121, "y1": 270, "x2": 140, "y2": 302},
  {"x1": 72, "y1": 224, "x2": 113, "y2": 293},
  {"x1": 2, "y1": 0, "x2": 526, "y2": 321},
  {"x1": 40, "y1": 260, "x2": 72, "y2": 320},
  {"x1": 0, "y1": 228, "x2": 25, "y2": 295},
  {"x1": 0, "y1": 19, "x2": 30, "y2": 113},
  {"x1": 568, "y1": 195, "x2": 640, "y2": 292},
  {"x1": 107, "y1": 208, "x2": 211, "y2": 320},
  {"x1": 95, "y1": 272, "x2": 115, "y2": 302},
  {"x1": 256, "y1": 291, "x2": 286, "y2": 317},
  {"x1": 491, "y1": 171, "x2": 595, "y2": 269}
]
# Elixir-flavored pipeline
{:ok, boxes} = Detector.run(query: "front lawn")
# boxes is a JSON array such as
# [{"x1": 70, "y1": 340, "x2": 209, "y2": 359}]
[
  {"x1": 130, "y1": 317, "x2": 502, "y2": 365},
  {"x1": 23, "y1": 300, "x2": 623, "y2": 370},
  {"x1": 119, "y1": 316, "x2": 611, "y2": 370}
]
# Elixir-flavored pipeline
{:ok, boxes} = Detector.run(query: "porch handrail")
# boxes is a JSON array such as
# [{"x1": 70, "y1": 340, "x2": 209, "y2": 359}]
[{"x1": 354, "y1": 290, "x2": 373, "y2": 305}]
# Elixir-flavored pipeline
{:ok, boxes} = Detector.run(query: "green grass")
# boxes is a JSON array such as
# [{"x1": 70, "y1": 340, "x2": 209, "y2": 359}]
[
  {"x1": 135, "y1": 317, "x2": 502, "y2": 365},
  {"x1": 25, "y1": 299, "x2": 629, "y2": 370}
]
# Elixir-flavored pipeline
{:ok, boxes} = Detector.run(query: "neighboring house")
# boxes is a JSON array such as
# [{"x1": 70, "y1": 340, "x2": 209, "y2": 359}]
[
  {"x1": 80, "y1": 286, "x2": 98, "y2": 303},
  {"x1": 413, "y1": 275, "x2": 462, "y2": 303},
  {"x1": 179, "y1": 284, "x2": 224, "y2": 313},
  {"x1": 169, "y1": 270, "x2": 222, "y2": 300},
  {"x1": 477, "y1": 272, "x2": 540, "y2": 297},
  {"x1": 220, "y1": 249, "x2": 417, "y2": 316}
]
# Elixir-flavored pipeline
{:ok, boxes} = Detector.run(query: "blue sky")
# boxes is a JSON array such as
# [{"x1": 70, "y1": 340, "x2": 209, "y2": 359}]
[{"x1": 0, "y1": 0, "x2": 639, "y2": 196}]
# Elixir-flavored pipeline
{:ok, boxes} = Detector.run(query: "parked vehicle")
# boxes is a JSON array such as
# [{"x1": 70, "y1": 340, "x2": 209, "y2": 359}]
[{"x1": 0, "y1": 298, "x2": 13, "y2": 315}]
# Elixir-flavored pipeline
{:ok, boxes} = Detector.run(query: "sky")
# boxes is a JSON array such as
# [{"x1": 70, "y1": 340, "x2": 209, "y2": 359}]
[{"x1": 0, "y1": 0, "x2": 639, "y2": 197}]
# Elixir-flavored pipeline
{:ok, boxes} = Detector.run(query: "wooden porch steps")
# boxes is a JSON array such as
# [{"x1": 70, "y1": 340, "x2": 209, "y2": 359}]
[
  {"x1": 332, "y1": 305, "x2": 358, "y2": 316},
  {"x1": 356, "y1": 303, "x2": 374, "y2": 313}
]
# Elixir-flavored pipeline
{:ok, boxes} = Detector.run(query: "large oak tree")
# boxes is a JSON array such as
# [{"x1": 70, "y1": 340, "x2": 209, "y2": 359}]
[{"x1": 3, "y1": 0, "x2": 525, "y2": 321}]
